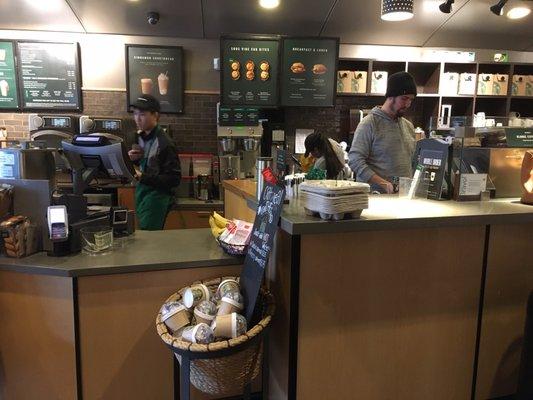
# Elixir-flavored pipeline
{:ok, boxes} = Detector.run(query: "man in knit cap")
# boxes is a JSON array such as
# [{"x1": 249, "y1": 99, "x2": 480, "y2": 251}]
[{"x1": 348, "y1": 71, "x2": 417, "y2": 193}]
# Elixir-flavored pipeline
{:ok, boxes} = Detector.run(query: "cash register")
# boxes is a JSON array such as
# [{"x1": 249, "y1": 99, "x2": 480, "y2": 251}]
[{"x1": 48, "y1": 135, "x2": 136, "y2": 256}]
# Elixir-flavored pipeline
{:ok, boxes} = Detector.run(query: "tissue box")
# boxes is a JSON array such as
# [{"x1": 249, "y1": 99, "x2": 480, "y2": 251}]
[
  {"x1": 371, "y1": 71, "x2": 388, "y2": 94},
  {"x1": 492, "y1": 74, "x2": 509, "y2": 95},
  {"x1": 440, "y1": 72, "x2": 459, "y2": 95},
  {"x1": 337, "y1": 71, "x2": 353, "y2": 93},
  {"x1": 525, "y1": 76, "x2": 533, "y2": 96},
  {"x1": 352, "y1": 71, "x2": 367, "y2": 94},
  {"x1": 458, "y1": 73, "x2": 476, "y2": 95},
  {"x1": 511, "y1": 75, "x2": 526, "y2": 96},
  {"x1": 477, "y1": 74, "x2": 494, "y2": 95}
]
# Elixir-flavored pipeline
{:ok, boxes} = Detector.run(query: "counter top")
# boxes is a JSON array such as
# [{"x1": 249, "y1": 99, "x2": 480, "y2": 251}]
[
  {"x1": 280, "y1": 196, "x2": 533, "y2": 235},
  {"x1": 222, "y1": 179, "x2": 257, "y2": 202},
  {"x1": 0, "y1": 229, "x2": 240, "y2": 277},
  {"x1": 173, "y1": 198, "x2": 224, "y2": 210}
]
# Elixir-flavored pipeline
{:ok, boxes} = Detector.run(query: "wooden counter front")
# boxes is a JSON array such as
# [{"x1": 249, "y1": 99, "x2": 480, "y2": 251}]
[{"x1": 223, "y1": 179, "x2": 257, "y2": 222}]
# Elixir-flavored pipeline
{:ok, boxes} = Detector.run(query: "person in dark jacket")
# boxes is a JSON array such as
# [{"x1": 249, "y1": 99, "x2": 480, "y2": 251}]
[{"x1": 128, "y1": 95, "x2": 181, "y2": 230}]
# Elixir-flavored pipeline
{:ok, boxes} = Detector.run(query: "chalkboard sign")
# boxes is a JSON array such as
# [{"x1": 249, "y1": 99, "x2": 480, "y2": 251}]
[
  {"x1": 17, "y1": 41, "x2": 82, "y2": 111},
  {"x1": 280, "y1": 37, "x2": 339, "y2": 107},
  {"x1": 506, "y1": 128, "x2": 533, "y2": 148},
  {"x1": 220, "y1": 35, "x2": 280, "y2": 107},
  {"x1": 241, "y1": 182, "x2": 286, "y2": 322},
  {"x1": 126, "y1": 45, "x2": 184, "y2": 114},
  {"x1": 0, "y1": 41, "x2": 20, "y2": 110}
]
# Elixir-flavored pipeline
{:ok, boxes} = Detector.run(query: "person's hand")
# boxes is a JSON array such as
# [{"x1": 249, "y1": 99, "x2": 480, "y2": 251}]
[
  {"x1": 379, "y1": 181, "x2": 394, "y2": 194},
  {"x1": 128, "y1": 148, "x2": 143, "y2": 161}
]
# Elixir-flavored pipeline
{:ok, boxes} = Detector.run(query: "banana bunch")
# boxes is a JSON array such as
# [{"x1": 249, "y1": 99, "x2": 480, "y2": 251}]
[{"x1": 209, "y1": 211, "x2": 230, "y2": 238}]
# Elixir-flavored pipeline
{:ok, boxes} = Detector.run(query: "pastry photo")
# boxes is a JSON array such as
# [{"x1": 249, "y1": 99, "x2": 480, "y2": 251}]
[
  {"x1": 245, "y1": 60, "x2": 255, "y2": 71},
  {"x1": 231, "y1": 70, "x2": 241, "y2": 80},
  {"x1": 246, "y1": 70, "x2": 255, "y2": 80},
  {"x1": 290, "y1": 62, "x2": 305, "y2": 73},
  {"x1": 260, "y1": 61, "x2": 270, "y2": 72},
  {"x1": 231, "y1": 61, "x2": 240, "y2": 71},
  {"x1": 260, "y1": 71, "x2": 269, "y2": 81},
  {"x1": 312, "y1": 64, "x2": 327, "y2": 75}
]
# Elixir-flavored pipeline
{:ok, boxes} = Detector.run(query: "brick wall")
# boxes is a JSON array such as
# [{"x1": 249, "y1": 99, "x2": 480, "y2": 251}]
[{"x1": 0, "y1": 90, "x2": 424, "y2": 154}]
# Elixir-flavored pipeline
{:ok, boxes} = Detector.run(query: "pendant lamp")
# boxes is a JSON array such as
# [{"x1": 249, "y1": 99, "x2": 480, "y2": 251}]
[{"x1": 381, "y1": 0, "x2": 414, "y2": 21}]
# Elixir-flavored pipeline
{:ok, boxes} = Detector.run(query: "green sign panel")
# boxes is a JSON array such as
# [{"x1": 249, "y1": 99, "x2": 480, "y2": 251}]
[
  {"x1": 18, "y1": 42, "x2": 82, "y2": 110},
  {"x1": 221, "y1": 36, "x2": 280, "y2": 107},
  {"x1": 0, "y1": 41, "x2": 19, "y2": 110},
  {"x1": 280, "y1": 37, "x2": 339, "y2": 107},
  {"x1": 506, "y1": 128, "x2": 533, "y2": 148}
]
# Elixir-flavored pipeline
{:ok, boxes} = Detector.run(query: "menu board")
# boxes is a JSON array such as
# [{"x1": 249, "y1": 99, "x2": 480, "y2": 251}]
[
  {"x1": 126, "y1": 45, "x2": 183, "y2": 114},
  {"x1": 241, "y1": 182, "x2": 285, "y2": 322},
  {"x1": 218, "y1": 106, "x2": 259, "y2": 126},
  {"x1": 281, "y1": 37, "x2": 339, "y2": 107},
  {"x1": 0, "y1": 41, "x2": 19, "y2": 110},
  {"x1": 221, "y1": 36, "x2": 280, "y2": 107},
  {"x1": 17, "y1": 42, "x2": 81, "y2": 110}
]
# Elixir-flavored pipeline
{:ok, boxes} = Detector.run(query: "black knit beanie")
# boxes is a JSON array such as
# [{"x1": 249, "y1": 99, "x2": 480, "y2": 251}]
[{"x1": 385, "y1": 72, "x2": 417, "y2": 98}]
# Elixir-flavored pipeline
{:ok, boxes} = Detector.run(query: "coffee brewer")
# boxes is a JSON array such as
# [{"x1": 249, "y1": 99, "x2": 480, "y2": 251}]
[{"x1": 216, "y1": 104, "x2": 263, "y2": 183}]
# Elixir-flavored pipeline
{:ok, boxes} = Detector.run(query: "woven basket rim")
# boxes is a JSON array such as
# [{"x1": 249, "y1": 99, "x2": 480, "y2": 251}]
[{"x1": 156, "y1": 276, "x2": 275, "y2": 354}]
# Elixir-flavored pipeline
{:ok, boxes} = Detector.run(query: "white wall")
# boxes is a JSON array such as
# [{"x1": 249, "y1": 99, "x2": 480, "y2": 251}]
[
  {"x1": 0, "y1": 30, "x2": 220, "y2": 92},
  {"x1": 1, "y1": 29, "x2": 532, "y2": 92}
]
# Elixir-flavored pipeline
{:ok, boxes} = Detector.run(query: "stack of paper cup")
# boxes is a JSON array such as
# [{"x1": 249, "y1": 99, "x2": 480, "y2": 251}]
[{"x1": 217, "y1": 291, "x2": 244, "y2": 316}]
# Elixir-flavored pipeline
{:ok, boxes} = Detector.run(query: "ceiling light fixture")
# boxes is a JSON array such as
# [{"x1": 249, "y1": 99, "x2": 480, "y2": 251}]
[
  {"x1": 506, "y1": 6, "x2": 531, "y2": 18},
  {"x1": 381, "y1": 0, "x2": 414, "y2": 21},
  {"x1": 490, "y1": 0, "x2": 508, "y2": 15},
  {"x1": 259, "y1": 0, "x2": 280, "y2": 9},
  {"x1": 439, "y1": 0, "x2": 454, "y2": 13}
]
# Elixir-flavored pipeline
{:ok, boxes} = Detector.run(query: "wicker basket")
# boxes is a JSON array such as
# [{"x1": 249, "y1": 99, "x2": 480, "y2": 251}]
[{"x1": 156, "y1": 276, "x2": 275, "y2": 396}]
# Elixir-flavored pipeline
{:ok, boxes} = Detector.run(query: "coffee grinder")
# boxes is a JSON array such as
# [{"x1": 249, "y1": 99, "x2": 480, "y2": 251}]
[{"x1": 217, "y1": 104, "x2": 263, "y2": 183}]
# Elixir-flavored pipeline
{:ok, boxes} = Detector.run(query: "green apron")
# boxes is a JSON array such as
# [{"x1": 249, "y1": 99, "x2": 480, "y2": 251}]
[{"x1": 135, "y1": 127, "x2": 173, "y2": 230}]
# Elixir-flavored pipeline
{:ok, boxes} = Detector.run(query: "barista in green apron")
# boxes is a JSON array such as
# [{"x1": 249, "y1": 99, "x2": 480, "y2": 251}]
[{"x1": 128, "y1": 95, "x2": 181, "y2": 230}]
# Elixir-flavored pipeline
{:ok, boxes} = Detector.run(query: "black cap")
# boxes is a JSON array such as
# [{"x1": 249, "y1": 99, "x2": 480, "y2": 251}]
[
  {"x1": 385, "y1": 72, "x2": 417, "y2": 98},
  {"x1": 304, "y1": 132, "x2": 322, "y2": 157},
  {"x1": 131, "y1": 94, "x2": 161, "y2": 113}
]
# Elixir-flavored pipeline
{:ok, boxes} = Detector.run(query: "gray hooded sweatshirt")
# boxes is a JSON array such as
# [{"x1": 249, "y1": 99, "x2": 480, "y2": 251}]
[{"x1": 348, "y1": 106, "x2": 415, "y2": 184}]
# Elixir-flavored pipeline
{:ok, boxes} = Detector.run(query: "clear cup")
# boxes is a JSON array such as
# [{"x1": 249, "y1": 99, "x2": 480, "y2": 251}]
[{"x1": 81, "y1": 226, "x2": 113, "y2": 255}]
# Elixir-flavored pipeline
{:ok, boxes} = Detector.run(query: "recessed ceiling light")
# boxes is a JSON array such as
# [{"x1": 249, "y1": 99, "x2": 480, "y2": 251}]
[
  {"x1": 259, "y1": 0, "x2": 280, "y2": 9},
  {"x1": 24, "y1": 0, "x2": 63, "y2": 12},
  {"x1": 506, "y1": 6, "x2": 531, "y2": 19}
]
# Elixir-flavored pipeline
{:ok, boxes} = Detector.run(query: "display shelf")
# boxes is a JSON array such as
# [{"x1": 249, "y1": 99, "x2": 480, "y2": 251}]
[
  {"x1": 441, "y1": 97, "x2": 474, "y2": 117},
  {"x1": 443, "y1": 62, "x2": 477, "y2": 75},
  {"x1": 474, "y1": 97, "x2": 508, "y2": 117},
  {"x1": 338, "y1": 58, "x2": 370, "y2": 72},
  {"x1": 478, "y1": 63, "x2": 512, "y2": 75},
  {"x1": 512, "y1": 64, "x2": 533, "y2": 75},
  {"x1": 475, "y1": 95, "x2": 508, "y2": 99},
  {"x1": 371, "y1": 61, "x2": 406, "y2": 75},
  {"x1": 509, "y1": 98, "x2": 533, "y2": 117},
  {"x1": 407, "y1": 62, "x2": 440, "y2": 95}
]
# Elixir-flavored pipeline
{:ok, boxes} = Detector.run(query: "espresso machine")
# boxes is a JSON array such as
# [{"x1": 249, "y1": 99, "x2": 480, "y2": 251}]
[{"x1": 217, "y1": 104, "x2": 263, "y2": 181}]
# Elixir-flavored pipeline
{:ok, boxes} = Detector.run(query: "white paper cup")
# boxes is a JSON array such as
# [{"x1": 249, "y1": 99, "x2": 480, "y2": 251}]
[
  {"x1": 161, "y1": 302, "x2": 191, "y2": 333},
  {"x1": 194, "y1": 308, "x2": 216, "y2": 325},
  {"x1": 182, "y1": 323, "x2": 214, "y2": 344},
  {"x1": 212, "y1": 313, "x2": 247, "y2": 339},
  {"x1": 183, "y1": 284, "x2": 210, "y2": 308},
  {"x1": 217, "y1": 296, "x2": 244, "y2": 316},
  {"x1": 216, "y1": 279, "x2": 240, "y2": 299}
]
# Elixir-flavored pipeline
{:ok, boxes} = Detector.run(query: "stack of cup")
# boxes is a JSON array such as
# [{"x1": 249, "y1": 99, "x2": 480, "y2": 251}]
[
  {"x1": 212, "y1": 313, "x2": 248, "y2": 339},
  {"x1": 181, "y1": 323, "x2": 215, "y2": 344}
]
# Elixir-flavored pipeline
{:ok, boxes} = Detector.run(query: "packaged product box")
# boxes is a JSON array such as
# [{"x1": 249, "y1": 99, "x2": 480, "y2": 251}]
[
  {"x1": 440, "y1": 72, "x2": 459, "y2": 96},
  {"x1": 337, "y1": 71, "x2": 353, "y2": 93},
  {"x1": 525, "y1": 75, "x2": 533, "y2": 96},
  {"x1": 511, "y1": 75, "x2": 526, "y2": 96},
  {"x1": 492, "y1": 74, "x2": 509, "y2": 95},
  {"x1": 477, "y1": 74, "x2": 494, "y2": 95},
  {"x1": 352, "y1": 71, "x2": 367, "y2": 94},
  {"x1": 458, "y1": 73, "x2": 476, "y2": 95},
  {"x1": 371, "y1": 71, "x2": 388, "y2": 94}
]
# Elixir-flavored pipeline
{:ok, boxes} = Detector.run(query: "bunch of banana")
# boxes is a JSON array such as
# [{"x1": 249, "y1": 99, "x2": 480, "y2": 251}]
[{"x1": 209, "y1": 212, "x2": 230, "y2": 238}]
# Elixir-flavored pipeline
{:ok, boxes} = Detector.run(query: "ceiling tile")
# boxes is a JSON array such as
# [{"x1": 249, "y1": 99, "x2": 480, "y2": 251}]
[
  {"x1": 424, "y1": 0, "x2": 533, "y2": 50},
  {"x1": 202, "y1": 0, "x2": 335, "y2": 39},
  {"x1": 0, "y1": 0, "x2": 84, "y2": 32},
  {"x1": 68, "y1": 0, "x2": 204, "y2": 37},
  {"x1": 323, "y1": 0, "x2": 471, "y2": 47}
]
